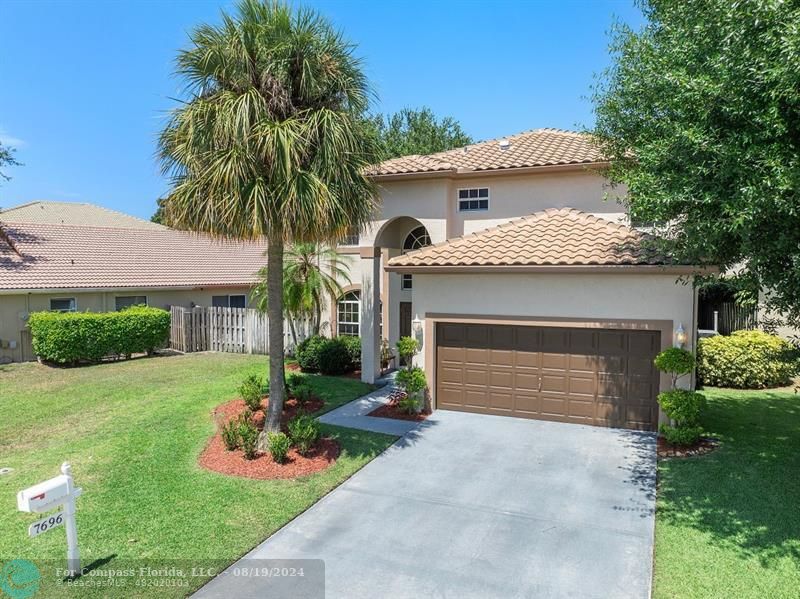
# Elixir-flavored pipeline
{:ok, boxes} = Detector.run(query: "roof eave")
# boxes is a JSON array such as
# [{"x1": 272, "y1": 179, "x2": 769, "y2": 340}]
[
  {"x1": 369, "y1": 161, "x2": 610, "y2": 182},
  {"x1": 384, "y1": 264, "x2": 718, "y2": 275},
  {"x1": 0, "y1": 282, "x2": 257, "y2": 295}
]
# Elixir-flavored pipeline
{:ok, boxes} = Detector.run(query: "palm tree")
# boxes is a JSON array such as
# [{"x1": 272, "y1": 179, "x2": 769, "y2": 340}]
[
  {"x1": 251, "y1": 242, "x2": 351, "y2": 345},
  {"x1": 158, "y1": 0, "x2": 377, "y2": 441}
]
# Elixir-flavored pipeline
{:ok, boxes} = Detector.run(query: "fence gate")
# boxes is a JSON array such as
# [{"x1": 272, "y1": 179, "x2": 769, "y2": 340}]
[{"x1": 169, "y1": 306, "x2": 310, "y2": 355}]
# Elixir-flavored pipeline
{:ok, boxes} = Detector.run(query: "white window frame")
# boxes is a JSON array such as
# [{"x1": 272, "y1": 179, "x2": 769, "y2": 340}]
[
  {"x1": 457, "y1": 187, "x2": 490, "y2": 212},
  {"x1": 337, "y1": 291, "x2": 360, "y2": 337},
  {"x1": 212, "y1": 294, "x2": 247, "y2": 308},
  {"x1": 402, "y1": 273, "x2": 413, "y2": 290},
  {"x1": 339, "y1": 226, "x2": 360, "y2": 247},
  {"x1": 50, "y1": 297, "x2": 77, "y2": 312},
  {"x1": 114, "y1": 295, "x2": 148, "y2": 311}
]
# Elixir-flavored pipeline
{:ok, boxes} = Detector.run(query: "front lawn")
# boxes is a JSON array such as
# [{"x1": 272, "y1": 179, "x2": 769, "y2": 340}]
[
  {"x1": 0, "y1": 353, "x2": 396, "y2": 597},
  {"x1": 653, "y1": 387, "x2": 800, "y2": 598}
]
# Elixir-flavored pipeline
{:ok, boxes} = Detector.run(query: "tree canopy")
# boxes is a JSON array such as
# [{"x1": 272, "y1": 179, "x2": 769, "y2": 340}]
[
  {"x1": 367, "y1": 107, "x2": 472, "y2": 159},
  {"x1": 592, "y1": 0, "x2": 800, "y2": 325},
  {"x1": 0, "y1": 141, "x2": 20, "y2": 183}
]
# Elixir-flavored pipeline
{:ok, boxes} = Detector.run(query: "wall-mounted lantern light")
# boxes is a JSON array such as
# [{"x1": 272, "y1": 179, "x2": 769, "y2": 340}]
[
  {"x1": 412, "y1": 314, "x2": 423, "y2": 335},
  {"x1": 675, "y1": 322, "x2": 687, "y2": 348}
]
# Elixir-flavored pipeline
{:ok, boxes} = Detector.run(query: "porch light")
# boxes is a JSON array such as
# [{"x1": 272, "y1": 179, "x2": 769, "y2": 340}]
[
  {"x1": 675, "y1": 323, "x2": 687, "y2": 348},
  {"x1": 412, "y1": 314, "x2": 423, "y2": 335}
]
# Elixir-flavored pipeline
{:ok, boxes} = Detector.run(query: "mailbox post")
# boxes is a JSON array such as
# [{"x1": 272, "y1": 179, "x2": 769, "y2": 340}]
[{"x1": 17, "y1": 462, "x2": 82, "y2": 577}]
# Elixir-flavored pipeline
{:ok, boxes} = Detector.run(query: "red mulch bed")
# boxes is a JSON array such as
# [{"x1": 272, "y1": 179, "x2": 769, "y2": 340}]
[
  {"x1": 198, "y1": 395, "x2": 338, "y2": 480},
  {"x1": 657, "y1": 436, "x2": 719, "y2": 458},
  {"x1": 367, "y1": 390, "x2": 430, "y2": 422}
]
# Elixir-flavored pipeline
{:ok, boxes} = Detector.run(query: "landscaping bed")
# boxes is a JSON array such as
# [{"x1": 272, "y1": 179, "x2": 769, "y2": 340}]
[
  {"x1": 657, "y1": 435, "x2": 719, "y2": 458},
  {"x1": 200, "y1": 396, "x2": 338, "y2": 479},
  {"x1": 368, "y1": 390, "x2": 430, "y2": 422}
]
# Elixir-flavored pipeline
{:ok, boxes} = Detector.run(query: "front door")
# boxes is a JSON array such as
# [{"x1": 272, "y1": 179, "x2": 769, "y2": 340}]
[{"x1": 399, "y1": 302, "x2": 412, "y2": 338}]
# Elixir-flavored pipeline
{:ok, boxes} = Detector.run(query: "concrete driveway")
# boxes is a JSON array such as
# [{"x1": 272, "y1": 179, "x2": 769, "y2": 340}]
[{"x1": 195, "y1": 411, "x2": 656, "y2": 599}]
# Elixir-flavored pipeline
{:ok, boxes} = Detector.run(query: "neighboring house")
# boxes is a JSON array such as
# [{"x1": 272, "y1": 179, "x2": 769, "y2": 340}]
[
  {"x1": 334, "y1": 128, "x2": 708, "y2": 431},
  {"x1": 0, "y1": 202, "x2": 267, "y2": 363}
]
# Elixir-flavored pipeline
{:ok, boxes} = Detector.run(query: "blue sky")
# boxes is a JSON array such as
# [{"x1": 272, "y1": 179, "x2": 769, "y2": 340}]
[{"x1": 0, "y1": 0, "x2": 643, "y2": 220}]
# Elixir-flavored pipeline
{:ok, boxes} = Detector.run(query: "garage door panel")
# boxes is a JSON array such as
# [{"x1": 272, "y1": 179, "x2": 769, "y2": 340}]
[
  {"x1": 465, "y1": 348, "x2": 489, "y2": 364},
  {"x1": 464, "y1": 368, "x2": 488, "y2": 386},
  {"x1": 490, "y1": 349, "x2": 514, "y2": 367},
  {"x1": 436, "y1": 323, "x2": 660, "y2": 430},
  {"x1": 514, "y1": 372, "x2": 540, "y2": 391}
]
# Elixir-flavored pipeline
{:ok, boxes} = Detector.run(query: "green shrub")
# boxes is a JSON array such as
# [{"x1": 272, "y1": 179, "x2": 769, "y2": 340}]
[
  {"x1": 398, "y1": 394, "x2": 421, "y2": 414},
  {"x1": 239, "y1": 374, "x2": 264, "y2": 411},
  {"x1": 396, "y1": 336, "x2": 418, "y2": 366},
  {"x1": 654, "y1": 347, "x2": 695, "y2": 380},
  {"x1": 286, "y1": 372, "x2": 304, "y2": 394},
  {"x1": 296, "y1": 335, "x2": 328, "y2": 372},
  {"x1": 267, "y1": 432, "x2": 290, "y2": 464},
  {"x1": 698, "y1": 330, "x2": 798, "y2": 388},
  {"x1": 657, "y1": 389, "x2": 706, "y2": 427},
  {"x1": 28, "y1": 306, "x2": 170, "y2": 364},
  {"x1": 396, "y1": 367, "x2": 427, "y2": 395},
  {"x1": 340, "y1": 335, "x2": 362, "y2": 367},
  {"x1": 238, "y1": 416, "x2": 259, "y2": 460},
  {"x1": 317, "y1": 338, "x2": 353, "y2": 375},
  {"x1": 659, "y1": 423, "x2": 703, "y2": 446},
  {"x1": 293, "y1": 383, "x2": 314, "y2": 406},
  {"x1": 287, "y1": 413, "x2": 321, "y2": 455},
  {"x1": 221, "y1": 419, "x2": 240, "y2": 451}
]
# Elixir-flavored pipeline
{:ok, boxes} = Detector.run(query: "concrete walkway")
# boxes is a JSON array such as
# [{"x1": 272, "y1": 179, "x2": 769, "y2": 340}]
[
  {"x1": 318, "y1": 372, "x2": 422, "y2": 436},
  {"x1": 194, "y1": 409, "x2": 657, "y2": 599}
]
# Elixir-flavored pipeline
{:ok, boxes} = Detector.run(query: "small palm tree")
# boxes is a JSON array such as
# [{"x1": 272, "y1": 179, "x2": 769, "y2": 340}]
[
  {"x1": 251, "y1": 242, "x2": 351, "y2": 345},
  {"x1": 159, "y1": 0, "x2": 377, "y2": 441}
]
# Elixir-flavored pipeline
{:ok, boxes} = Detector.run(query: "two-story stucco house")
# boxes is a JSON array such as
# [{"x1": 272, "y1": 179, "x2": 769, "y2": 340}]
[{"x1": 336, "y1": 129, "x2": 708, "y2": 432}]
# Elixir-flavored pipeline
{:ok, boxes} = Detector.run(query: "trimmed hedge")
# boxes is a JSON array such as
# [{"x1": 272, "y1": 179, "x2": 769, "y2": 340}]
[
  {"x1": 28, "y1": 306, "x2": 170, "y2": 365},
  {"x1": 296, "y1": 334, "x2": 359, "y2": 374},
  {"x1": 697, "y1": 330, "x2": 799, "y2": 389}
]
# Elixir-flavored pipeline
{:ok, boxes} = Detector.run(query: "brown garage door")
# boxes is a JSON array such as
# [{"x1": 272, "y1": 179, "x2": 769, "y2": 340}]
[{"x1": 436, "y1": 323, "x2": 661, "y2": 431}]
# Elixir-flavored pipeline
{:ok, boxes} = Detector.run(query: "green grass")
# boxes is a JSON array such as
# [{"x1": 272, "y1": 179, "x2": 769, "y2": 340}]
[
  {"x1": 0, "y1": 353, "x2": 396, "y2": 597},
  {"x1": 653, "y1": 387, "x2": 800, "y2": 599}
]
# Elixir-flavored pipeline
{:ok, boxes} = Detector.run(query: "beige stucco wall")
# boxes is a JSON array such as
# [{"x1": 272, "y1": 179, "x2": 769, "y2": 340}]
[
  {"x1": 410, "y1": 272, "x2": 697, "y2": 407},
  {"x1": 0, "y1": 286, "x2": 254, "y2": 363}
]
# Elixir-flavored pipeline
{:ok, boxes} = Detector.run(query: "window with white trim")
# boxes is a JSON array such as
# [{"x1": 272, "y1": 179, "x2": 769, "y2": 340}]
[
  {"x1": 337, "y1": 291, "x2": 360, "y2": 336},
  {"x1": 115, "y1": 296, "x2": 147, "y2": 311},
  {"x1": 212, "y1": 294, "x2": 247, "y2": 308},
  {"x1": 401, "y1": 226, "x2": 432, "y2": 290},
  {"x1": 458, "y1": 187, "x2": 489, "y2": 211},
  {"x1": 50, "y1": 298, "x2": 76, "y2": 312}
]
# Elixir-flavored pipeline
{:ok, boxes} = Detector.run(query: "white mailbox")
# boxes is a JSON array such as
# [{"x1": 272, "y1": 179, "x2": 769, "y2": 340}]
[
  {"x1": 17, "y1": 462, "x2": 82, "y2": 578},
  {"x1": 17, "y1": 475, "x2": 72, "y2": 513}
]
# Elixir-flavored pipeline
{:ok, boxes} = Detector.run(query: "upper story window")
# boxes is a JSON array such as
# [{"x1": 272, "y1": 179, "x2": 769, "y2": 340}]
[
  {"x1": 458, "y1": 187, "x2": 489, "y2": 212},
  {"x1": 339, "y1": 226, "x2": 359, "y2": 246},
  {"x1": 50, "y1": 298, "x2": 76, "y2": 312},
  {"x1": 403, "y1": 226, "x2": 431, "y2": 251}
]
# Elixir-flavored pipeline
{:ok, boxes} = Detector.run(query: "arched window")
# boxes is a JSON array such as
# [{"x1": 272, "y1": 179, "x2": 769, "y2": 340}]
[
  {"x1": 337, "y1": 291, "x2": 360, "y2": 336},
  {"x1": 403, "y1": 226, "x2": 431, "y2": 252},
  {"x1": 402, "y1": 226, "x2": 431, "y2": 289}
]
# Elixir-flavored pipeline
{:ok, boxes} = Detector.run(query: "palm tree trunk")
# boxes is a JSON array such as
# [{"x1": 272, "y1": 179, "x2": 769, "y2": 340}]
[
  {"x1": 260, "y1": 236, "x2": 286, "y2": 446},
  {"x1": 313, "y1": 297, "x2": 322, "y2": 336}
]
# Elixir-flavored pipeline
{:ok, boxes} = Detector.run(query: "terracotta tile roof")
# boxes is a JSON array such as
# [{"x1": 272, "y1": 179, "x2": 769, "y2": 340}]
[
  {"x1": 0, "y1": 201, "x2": 166, "y2": 229},
  {"x1": 368, "y1": 129, "x2": 605, "y2": 177},
  {"x1": 0, "y1": 221, "x2": 268, "y2": 291},
  {"x1": 387, "y1": 208, "x2": 677, "y2": 269}
]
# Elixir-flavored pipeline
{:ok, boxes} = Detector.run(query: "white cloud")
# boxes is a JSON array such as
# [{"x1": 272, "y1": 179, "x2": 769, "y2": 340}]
[{"x1": 0, "y1": 127, "x2": 25, "y2": 148}]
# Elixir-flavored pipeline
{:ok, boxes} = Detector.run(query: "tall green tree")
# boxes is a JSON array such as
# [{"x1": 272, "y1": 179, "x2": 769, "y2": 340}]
[
  {"x1": 0, "y1": 141, "x2": 20, "y2": 183},
  {"x1": 591, "y1": 0, "x2": 800, "y2": 326},
  {"x1": 251, "y1": 242, "x2": 351, "y2": 345},
  {"x1": 367, "y1": 107, "x2": 472, "y2": 159},
  {"x1": 159, "y1": 0, "x2": 377, "y2": 439}
]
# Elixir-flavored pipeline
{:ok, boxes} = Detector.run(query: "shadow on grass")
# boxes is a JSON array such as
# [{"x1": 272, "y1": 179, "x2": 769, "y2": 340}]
[{"x1": 658, "y1": 390, "x2": 800, "y2": 565}]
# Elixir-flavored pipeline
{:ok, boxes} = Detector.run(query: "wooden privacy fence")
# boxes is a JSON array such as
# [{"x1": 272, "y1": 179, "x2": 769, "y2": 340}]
[{"x1": 170, "y1": 306, "x2": 312, "y2": 355}]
